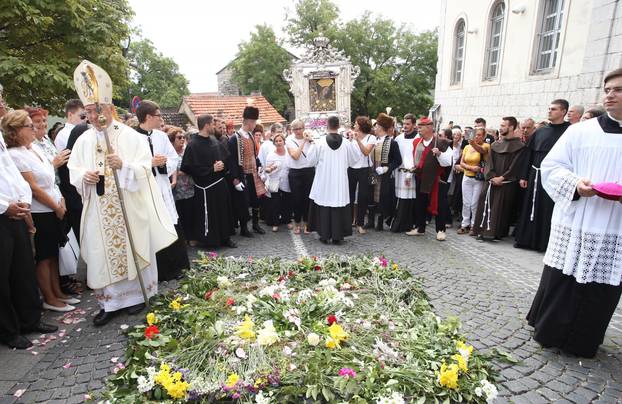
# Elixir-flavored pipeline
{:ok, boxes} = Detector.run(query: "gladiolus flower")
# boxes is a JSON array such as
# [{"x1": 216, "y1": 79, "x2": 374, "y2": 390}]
[
  {"x1": 325, "y1": 336, "x2": 338, "y2": 349},
  {"x1": 226, "y1": 297, "x2": 235, "y2": 306},
  {"x1": 314, "y1": 265, "x2": 321, "y2": 271},
  {"x1": 338, "y1": 368, "x2": 357, "y2": 378},
  {"x1": 452, "y1": 353, "x2": 468, "y2": 372},
  {"x1": 204, "y1": 290, "x2": 215, "y2": 300},
  {"x1": 145, "y1": 325, "x2": 159, "y2": 339},
  {"x1": 328, "y1": 323, "x2": 348, "y2": 343},
  {"x1": 326, "y1": 315, "x2": 337, "y2": 325}
]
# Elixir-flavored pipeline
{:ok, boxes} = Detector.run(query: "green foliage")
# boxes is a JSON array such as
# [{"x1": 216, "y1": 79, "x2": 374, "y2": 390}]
[
  {"x1": 0, "y1": 0, "x2": 133, "y2": 114},
  {"x1": 123, "y1": 38, "x2": 190, "y2": 109},
  {"x1": 332, "y1": 13, "x2": 438, "y2": 119},
  {"x1": 284, "y1": 0, "x2": 341, "y2": 47},
  {"x1": 232, "y1": 25, "x2": 293, "y2": 115}
]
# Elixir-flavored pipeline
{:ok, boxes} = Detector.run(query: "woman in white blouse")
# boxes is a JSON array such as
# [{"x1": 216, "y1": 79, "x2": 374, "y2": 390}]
[
  {"x1": 5, "y1": 110, "x2": 77, "y2": 312},
  {"x1": 264, "y1": 133, "x2": 291, "y2": 232}
]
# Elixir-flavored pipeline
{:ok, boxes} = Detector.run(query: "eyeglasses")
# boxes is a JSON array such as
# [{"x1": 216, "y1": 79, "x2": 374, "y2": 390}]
[
  {"x1": 19, "y1": 124, "x2": 35, "y2": 130},
  {"x1": 292, "y1": 127, "x2": 304, "y2": 130}
]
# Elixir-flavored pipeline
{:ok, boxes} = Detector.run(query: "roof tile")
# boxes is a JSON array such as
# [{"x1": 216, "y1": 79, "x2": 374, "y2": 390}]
[{"x1": 183, "y1": 94, "x2": 285, "y2": 126}]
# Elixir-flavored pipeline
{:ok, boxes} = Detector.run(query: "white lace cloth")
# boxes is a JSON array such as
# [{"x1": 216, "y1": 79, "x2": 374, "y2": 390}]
[{"x1": 541, "y1": 118, "x2": 622, "y2": 285}]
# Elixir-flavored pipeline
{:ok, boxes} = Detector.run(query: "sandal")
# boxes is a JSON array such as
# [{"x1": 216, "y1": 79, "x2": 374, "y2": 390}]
[{"x1": 293, "y1": 226, "x2": 301, "y2": 235}]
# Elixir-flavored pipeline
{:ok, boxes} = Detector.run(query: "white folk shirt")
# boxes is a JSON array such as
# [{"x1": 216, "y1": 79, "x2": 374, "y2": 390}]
[
  {"x1": 143, "y1": 129, "x2": 180, "y2": 225},
  {"x1": 0, "y1": 136, "x2": 32, "y2": 214},
  {"x1": 394, "y1": 133, "x2": 416, "y2": 199},
  {"x1": 541, "y1": 117, "x2": 622, "y2": 286}
]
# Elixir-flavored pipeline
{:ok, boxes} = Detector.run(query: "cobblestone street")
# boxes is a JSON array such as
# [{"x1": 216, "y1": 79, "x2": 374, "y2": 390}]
[{"x1": 1, "y1": 225, "x2": 621, "y2": 403}]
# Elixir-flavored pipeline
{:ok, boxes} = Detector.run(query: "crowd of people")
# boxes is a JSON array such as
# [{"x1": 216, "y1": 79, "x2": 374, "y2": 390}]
[{"x1": 0, "y1": 60, "x2": 621, "y2": 360}]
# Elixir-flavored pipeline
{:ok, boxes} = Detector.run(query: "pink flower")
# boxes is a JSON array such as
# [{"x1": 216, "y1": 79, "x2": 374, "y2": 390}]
[
  {"x1": 379, "y1": 257, "x2": 388, "y2": 267},
  {"x1": 338, "y1": 368, "x2": 357, "y2": 378},
  {"x1": 208, "y1": 251, "x2": 218, "y2": 259}
]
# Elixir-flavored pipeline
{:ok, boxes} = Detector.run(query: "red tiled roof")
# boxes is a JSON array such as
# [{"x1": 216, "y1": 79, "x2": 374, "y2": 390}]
[{"x1": 183, "y1": 94, "x2": 286, "y2": 126}]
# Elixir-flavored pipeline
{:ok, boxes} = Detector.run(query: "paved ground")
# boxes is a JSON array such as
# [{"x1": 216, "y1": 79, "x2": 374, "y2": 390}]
[{"x1": 1, "y1": 222, "x2": 621, "y2": 403}]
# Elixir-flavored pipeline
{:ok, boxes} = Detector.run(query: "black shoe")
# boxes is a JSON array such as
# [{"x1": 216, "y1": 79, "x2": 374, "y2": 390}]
[
  {"x1": 240, "y1": 224, "x2": 253, "y2": 238},
  {"x1": 319, "y1": 238, "x2": 329, "y2": 244},
  {"x1": 332, "y1": 239, "x2": 343, "y2": 245},
  {"x1": 252, "y1": 223, "x2": 266, "y2": 234},
  {"x1": 24, "y1": 321, "x2": 58, "y2": 334},
  {"x1": 126, "y1": 303, "x2": 146, "y2": 315},
  {"x1": 223, "y1": 239, "x2": 237, "y2": 248},
  {"x1": 5, "y1": 335, "x2": 33, "y2": 349},
  {"x1": 93, "y1": 309, "x2": 118, "y2": 327},
  {"x1": 375, "y1": 215, "x2": 384, "y2": 231}
]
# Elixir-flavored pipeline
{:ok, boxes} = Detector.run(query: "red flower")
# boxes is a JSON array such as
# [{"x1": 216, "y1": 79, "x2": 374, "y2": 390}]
[
  {"x1": 226, "y1": 297, "x2": 235, "y2": 306},
  {"x1": 277, "y1": 275, "x2": 286, "y2": 282},
  {"x1": 145, "y1": 325, "x2": 159, "y2": 339},
  {"x1": 327, "y1": 315, "x2": 337, "y2": 325},
  {"x1": 314, "y1": 265, "x2": 322, "y2": 271},
  {"x1": 287, "y1": 271, "x2": 295, "y2": 278},
  {"x1": 272, "y1": 293, "x2": 281, "y2": 300},
  {"x1": 204, "y1": 290, "x2": 215, "y2": 300}
]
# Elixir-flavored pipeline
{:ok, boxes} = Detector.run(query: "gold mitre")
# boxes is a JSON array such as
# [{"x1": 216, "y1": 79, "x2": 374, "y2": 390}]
[{"x1": 73, "y1": 60, "x2": 113, "y2": 106}]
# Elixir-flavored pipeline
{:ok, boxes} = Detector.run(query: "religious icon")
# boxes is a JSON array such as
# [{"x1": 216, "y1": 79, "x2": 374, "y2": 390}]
[{"x1": 309, "y1": 78, "x2": 336, "y2": 111}]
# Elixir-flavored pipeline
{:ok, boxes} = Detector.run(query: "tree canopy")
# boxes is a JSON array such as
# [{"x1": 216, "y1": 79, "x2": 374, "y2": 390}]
[
  {"x1": 232, "y1": 25, "x2": 293, "y2": 116},
  {"x1": 0, "y1": 0, "x2": 133, "y2": 114},
  {"x1": 123, "y1": 38, "x2": 189, "y2": 109}
]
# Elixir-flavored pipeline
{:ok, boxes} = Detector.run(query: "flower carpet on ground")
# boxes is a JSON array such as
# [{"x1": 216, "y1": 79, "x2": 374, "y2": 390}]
[{"x1": 105, "y1": 254, "x2": 504, "y2": 403}]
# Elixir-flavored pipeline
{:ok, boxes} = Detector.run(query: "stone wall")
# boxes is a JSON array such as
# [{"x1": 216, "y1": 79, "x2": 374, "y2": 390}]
[
  {"x1": 217, "y1": 66, "x2": 241, "y2": 96},
  {"x1": 434, "y1": 0, "x2": 622, "y2": 127}
]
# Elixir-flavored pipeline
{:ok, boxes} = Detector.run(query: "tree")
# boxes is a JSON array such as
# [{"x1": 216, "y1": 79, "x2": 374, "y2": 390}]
[
  {"x1": 123, "y1": 38, "x2": 189, "y2": 109},
  {"x1": 0, "y1": 0, "x2": 133, "y2": 114},
  {"x1": 284, "y1": 0, "x2": 340, "y2": 47},
  {"x1": 332, "y1": 13, "x2": 438, "y2": 119},
  {"x1": 232, "y1": 25, "x2": 293, "y2": 115}
]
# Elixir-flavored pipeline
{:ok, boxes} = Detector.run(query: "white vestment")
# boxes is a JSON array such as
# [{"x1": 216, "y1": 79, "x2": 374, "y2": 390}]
[
  {"x1": 143, "y1": 129, "x2": 180, "y2": 225},
  {"x1": 308, "y1": 136, "x2": 359, "y2": 207},
  {"x1": 394, "y1": 133, "x2": 416, "y2": 199},
  {"x1": 68, "y1": 121, "x2": 177, "y2": 311},
  {"x1": 542, "y1": 117, "x2": 622, "y2": 286}
]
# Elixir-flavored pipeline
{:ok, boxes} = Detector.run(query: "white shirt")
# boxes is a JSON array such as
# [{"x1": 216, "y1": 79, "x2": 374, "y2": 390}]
[
  {"x1": 286, "y1": 136, "x2": 315, "y2": 169},
  {"x1": 265, "y1": 150, "x2": 290, "y2": 192},
  {"x1": 0, "y1": 136, "x2": 32, "y2": 214},
  {"x1": 9, "y1": 144, "x2": 61, "y2": 213},
  {"x1": 349, "y1": 134, "x2": 376, "y2": 169},
  {"x1": 258, "y1": 140, "x2": 276, "y2": 167},
  {"x1": 54, "y1": 122, "x2": 75, "y2": 151}
]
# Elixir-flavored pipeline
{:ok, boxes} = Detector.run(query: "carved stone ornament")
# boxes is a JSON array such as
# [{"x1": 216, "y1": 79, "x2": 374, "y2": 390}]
[{"x1": 298, "y1": 35, "x2": 351, "y2": 65}]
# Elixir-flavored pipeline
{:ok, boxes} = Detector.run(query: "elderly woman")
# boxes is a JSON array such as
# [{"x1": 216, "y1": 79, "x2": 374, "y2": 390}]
[
  {"x1": 167, "y1": 126, "x2": 195, "y2": 244},
  {"x1": 25, "y1": 107, "x2": 69, "y2": 168},
  {"x1": 263, "y1": 133, "x2": 291, "y2": 231},
  {"x1": 5, "y1": 110, "x2": 78, "y2": 312}
]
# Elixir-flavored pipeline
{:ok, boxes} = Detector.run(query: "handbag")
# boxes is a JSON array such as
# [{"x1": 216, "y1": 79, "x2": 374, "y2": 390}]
[
  {"x1": 59, "y1": 229, "x2": 79, "y2": 276},
  {"x1": 367, "y1": 136, "x2": 378, "y2": 185},
  {"x1": 474, "y1": 152, "x2": 486, "y2": 181}
]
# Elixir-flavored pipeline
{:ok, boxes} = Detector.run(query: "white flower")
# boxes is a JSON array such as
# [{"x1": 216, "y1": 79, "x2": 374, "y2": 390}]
[
  {"x1": 307, "y1": 333, "x2": 320, "y2": 346},
  {"x1": 191, "y1": 375, "x2": 220, "y2": 395},
  {"x1": 362, "y1": 320, "x2": 372, "y2": 329},
  {"x1": 296, "y1": 289, "x2": 314, "y2": 305},
  {"x1": 340, "y1": 282, "x2": 352, "y2": 290},
  {"x1": 235, "y1": 305, "x2": 247, "y2": 315},
  {"x1": 255, "y1": 391, "x2": 272, "y2": 404},
  {"x1": 375, "y1": 391, "x2": 405, "y2": 404},
  {"x1": 283, "y1": 308, "x2": 302, "y2": 329},
  {"x1": 283, "y1": 346, "x2": 293, "y2": 356},
  {"x1": 474, "y1": 387, "x2": 483, "y2": 397},
  {"x1": 373, "y1": 338, "x2": 400, "y2": 363},
  {"x1": 235, "y1": 347, "x2": 246, "y2": 359},
  {"x1": 119, "y1": 324, "x2": 129, "y2": 330},
  {"x1": 217, "y1": 276, "x2": 232, "y2": 288},
  {"x1": 257, "y1": 320, "x2": 279, "y2": 346},
  {"x1": 137, "y1": 375, "x2": 154, "y2": 393},
  {"x1": 289, "y1": 362, "x2": 297, "y2": 371},
  {"x1": 480, "y1": 380, "x2": 498, "y2": 403}
]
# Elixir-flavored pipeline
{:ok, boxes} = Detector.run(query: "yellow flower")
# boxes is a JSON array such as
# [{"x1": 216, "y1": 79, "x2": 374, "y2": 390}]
[
  {"x1": 328, "y1": 323, "x2": 348, "y2": 343},
  {"x1": 169, "y1": 297, "x2": 186, "y2": 311},
  {"x1": 146, "y1": 312, "x2": 156, "y2": 326},
  {"x1": 257, "y1": 320, "x2": 280, "y2": 346},
  {"x1": 160, "y1": 363, "x2": 171, "y2": 373},
  {"x1": 166, "y1": 380, "x2": 189, "y2": 399},
  {"x1": 392, "y1": 263, "x2": 399, "y2": 270},
  {"x1": 226, "y1": 373, "x2": 240, "y2": 388},
  {"x1": 456, "y1": 341, "x2": 473, "y2": 360},
  {"x1": 438, "y1": 363, "x2": 459, "y2": 389},
  {"x1": 451, "y1": 353, "x2": 468, "y2": 372},
  {"x1": 325, "y1": 336, "x2": 339, "y2": 349},
  {"x1": 235, "y1": 315, "x2": 256, "y2": 340}
]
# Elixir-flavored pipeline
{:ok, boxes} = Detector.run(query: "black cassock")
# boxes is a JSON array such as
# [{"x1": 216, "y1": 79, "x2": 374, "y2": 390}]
[
  {"x1": 181, "y1": 135, "x2": 234, "y2": 247},
  {"x1": 514, "y1": 122, "x2": 570, "y2": 251}
]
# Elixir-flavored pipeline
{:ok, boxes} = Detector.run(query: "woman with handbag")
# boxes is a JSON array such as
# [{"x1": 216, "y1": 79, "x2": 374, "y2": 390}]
[
  {"x1": 348, "y1": 116, "x2": 376, "y2": 234},
  {"x1": 458, "y1": 127, "x2": 490, "y2": 235},
  {"x1": 264, "y1": 133, "x2": 291, "y2": 232}
]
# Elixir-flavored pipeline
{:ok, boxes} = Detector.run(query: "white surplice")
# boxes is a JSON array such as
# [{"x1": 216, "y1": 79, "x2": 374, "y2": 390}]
[
  {"x1": 68, "y1": 121, "x2": 177, "y2": 311},
  {"x1": 143, "y1": 129, "x2": 180, "y2": 225},
  {"x1": 394, "y1": 133, "x2": 416, "y2": 199},
  {"x1": 541, "y1": 117, "x2": 622, "y2": 286},
  {"x1": 308, "y1": 135, "x2": 359, "y2": 207}
]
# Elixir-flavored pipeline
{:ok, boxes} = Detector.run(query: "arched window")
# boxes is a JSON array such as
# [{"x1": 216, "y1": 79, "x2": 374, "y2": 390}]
[
  {"x1": 451, "y1": 19, "x2": 466, "y2": 85},
  {"x1": 484, "y1": 1, "x2": 505, "y2": 80},
  {"x1": 534, "y1": 0, "x2": 565, "y2": 72}
]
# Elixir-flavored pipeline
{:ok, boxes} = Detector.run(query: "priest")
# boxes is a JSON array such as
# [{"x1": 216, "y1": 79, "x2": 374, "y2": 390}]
[
  {"x1": 307, "y1": 115, "x2": 359, "y2": 244},
  {"x1": 473, "y1": 117, "x2": 525, "y2": 241},
  {"x1": 181, "y1": 114, "x2": 236, "y2": 248},
  {"x1": 527, "y1": 68, "x2": 622, "y2": 358},
  {"x1": 135, "y1": 100, "x2": 190, "y2": 281},
  {"x1": 514, "y1": 99, "x2": 570, "y2": 251},
  {"x1": 228, "y1": 105, "x2": 267, "y2": 236},
  {"x1": 68, "y1": 60, "x2": 177, "y2": 326},
  {"x1": 406, "y1": 117, "x2": 452, "y2": 240},
  {"x1": 391, "y1": 113, "x2": 417, "y2": 232}
]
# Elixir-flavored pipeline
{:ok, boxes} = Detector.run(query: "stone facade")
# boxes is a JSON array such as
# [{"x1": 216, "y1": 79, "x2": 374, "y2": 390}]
[
  {"x1": 216, "y1": 65, "x2": 241, "y2": 96},
  {"x1": 434, "y1": 0, "x2": 622, "y2": 127}
]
